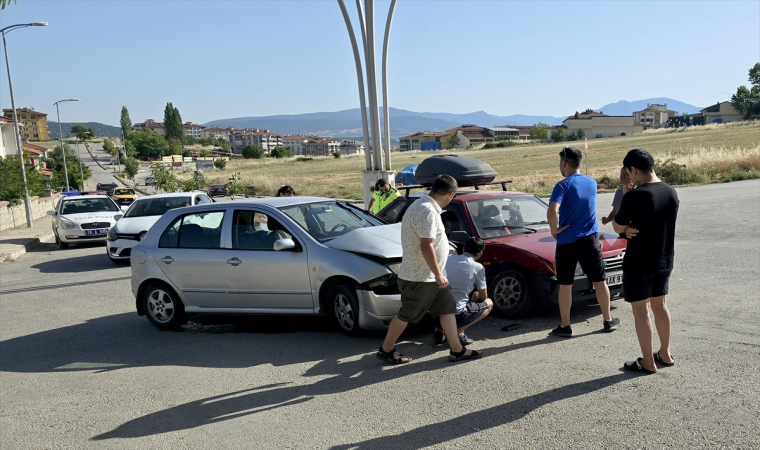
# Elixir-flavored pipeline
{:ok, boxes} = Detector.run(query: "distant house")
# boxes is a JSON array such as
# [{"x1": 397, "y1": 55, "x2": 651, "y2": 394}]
[
  {"x1": 303, "y1": 138, "x2": 340, "y2": 157},
  {"x1": 21, "y1": 140, "x2": 48, "y2": 168},
  {"x1": 667, "y1": 114, "x2": 705, "y2": 128},
  {"x1": 498, "y1": 125, "x2": 534, "y2": 141},
  {"x1": 183, "y1": 122, "x2": 206, "y2": 139},
  {"x1": 700, "y1": 101, "x2": 743, "y2": 124},
  {"x1": 485, "y1": 126, "x2": 520, "y2": 141},
  {"x1": 201, "y1": 126, "x2": 235, "y2": 141},
  {"x1": 132, "y1": 119, "x2": 165, "y2": 135},
  {"x1": 398, "y1": 131, "x2": 447, "y2": 151},
  {"x1": 0, "y1": 116, "x2": 16, "y2": 158},
  {"x1": 440, "y1": 124, "x2": 496, "y2": 148},
  {"x1": 563, "y1": 109, "x2": 643, "y2": 139},
  {"x1": 282, "y1": 135, "x2": 313, "y2": 155},
  {"x1": 229, "y1": 129, "x2": 283, "y2": 154},
  {"x1": 339, "y1": 140, "x2": 365, "y2": 155},
  {"x1": 2, "y1": 108, "x2": 50, "y2": 141},
  {"x1": 632, "y1": 103, "x2": 678, "y2": 128}
]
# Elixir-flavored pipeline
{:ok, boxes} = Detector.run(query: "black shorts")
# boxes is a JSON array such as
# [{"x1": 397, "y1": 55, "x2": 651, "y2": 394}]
[
  {"x1": 455, "y1": 301, "x2": 489, "y2": 328},
  {"x1": 623, "y1": 269, "x2": 672, "y2": 303},
  {"x1": 397, "y1": 279, "x2": 457, "y2": 324},
  {"x1": 555, "y1": 233, "x2": 605, "y2": 285}
]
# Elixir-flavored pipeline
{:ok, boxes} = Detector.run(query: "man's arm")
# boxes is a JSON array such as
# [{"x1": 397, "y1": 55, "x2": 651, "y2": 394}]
[
  {"x1": 547, "y1": 202, "x2": 568, "y2": 238},
  {"x1": 420, "y1": 238, "x2": 448, "y2": 288},
  {"x1": 612, "y1": 187, "x2": 638, "y2": 238},
  {"x1": 367, "y1": 198, "x2": 375, "y2": 211},
  {"x1": 471, "y1": 288, "x2": 488, "y2": 301}
]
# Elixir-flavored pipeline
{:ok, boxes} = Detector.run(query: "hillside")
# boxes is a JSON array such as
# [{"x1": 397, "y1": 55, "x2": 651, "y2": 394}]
[{"x1": 47, "y1": 122, "x2": 121, "y2": 139}]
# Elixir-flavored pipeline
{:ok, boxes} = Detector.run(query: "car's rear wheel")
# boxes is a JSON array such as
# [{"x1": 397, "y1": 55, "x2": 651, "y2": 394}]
[
  {"x1": 330, "y1": 284, "x2": 362, "y2": 336},
  {"x1": 489, "y1": 269, "x2": 532, "y2": 318},
  {"x1": 55, "y1": 234, "x2": 69, "y2": 249},
  {"x1": 142, "y1": 282, "x2": 188, "y2": 330}
]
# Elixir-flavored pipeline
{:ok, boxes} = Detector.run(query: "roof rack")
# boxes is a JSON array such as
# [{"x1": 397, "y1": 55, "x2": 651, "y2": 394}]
[{"x1": 398, "y1": 180, "x2": 512, "y2": 198}]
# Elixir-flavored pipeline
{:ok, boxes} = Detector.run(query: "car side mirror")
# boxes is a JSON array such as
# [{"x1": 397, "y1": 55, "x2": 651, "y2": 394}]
[
  {"x1": 120, "y1": 205, "x2": 129, "y2": 212},
  {"x1": 114, "y1": 214, "x2": 123, "y2": 221},
  {"x1": 449, "y1": 231, "x2": 469, "y2": 243},
  {"x1": 273, "y1": 238, "x2": 296, "y2": 251},
  {"x1": 46, "y1": 210, "x2": 56, "y2": 216}
]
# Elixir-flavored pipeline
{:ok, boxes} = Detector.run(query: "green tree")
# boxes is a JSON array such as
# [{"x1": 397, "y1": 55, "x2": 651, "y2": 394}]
[
  {"x1": 333, "y1": 151, "x2": 341, "y2": 159},
  {"x1": 124, "y1": 158, "x2": 140, "y2": 185},
  {"x1": 446, "y1": 133, "x2": 460, "y2": 148},
  {"x1": 529, "y1": 122, "x2": 549, "y2": 141},
  {"x1": 71, "y1": 124, "x2": 95, "y2": 141},
  {"x1": 149, "y1": 162, "x2": 179, "y2": 193},
  {"x1": 731, "y1": 63, "x2": 760, "y2": 119},
  {"x1": 216, "y1": 138, "x2": 230, "y2": 152},
  {"x1": 575, "y1": 129, "x2": 585, "y2": 140},
  {"x1": 168, "y1": 141, "x2": 183, "y2": 155},
  {"x1": 214, "y1": 158, "x2": 227, "y2": 170},
  {"x1": 225, "y1": 172, "x2": 243, "y2": 200},
  {"x1": 129, "y1": 129, "x2": 168, "y2": 158},
  {"x1": 49, "y1": 144, "x2": 91, "y2": 189},
  {"x1": 103, "y1": 137, "x2": 115, "y2": 155},
  {"x1": 199, "y1": 148, "x2": 210, "y2": 157},
  {"x1": 183, "y1": 170, "x2": 208, "y2": 192},
  {"x1": 242, "y1": 144, "x2": 265, "y2": 159},
  {"x1": 0, "y1": 156, "x2": 46, "y2": 205},
  {"x1": 163, "y1": 102, "x2": 184, "y2": 145},
  {"x1": 550, "y1": 127, "x2": 566, "y2": 142},
  {"x1": 120, "y1": 106, "x2": 132, "y2": 139},
  {"x1": 270, "y1": 146, "x2": 293, "y2": 158}
]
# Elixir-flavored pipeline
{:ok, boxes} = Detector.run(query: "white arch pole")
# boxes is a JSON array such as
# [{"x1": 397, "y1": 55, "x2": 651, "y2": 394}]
[{"x1": 381, "y1": 0, "x2": 397, "y2": 171}]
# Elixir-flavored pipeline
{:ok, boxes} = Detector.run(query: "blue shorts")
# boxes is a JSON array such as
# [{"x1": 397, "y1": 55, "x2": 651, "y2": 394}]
[{"x1": 455, "y1": 301, "x2": 489, "y2": 328}]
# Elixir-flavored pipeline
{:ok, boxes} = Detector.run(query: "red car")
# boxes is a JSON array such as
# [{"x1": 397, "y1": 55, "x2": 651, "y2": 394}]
[{"x1": 377, "y1": 187, "x2": 627, "y2": 317}]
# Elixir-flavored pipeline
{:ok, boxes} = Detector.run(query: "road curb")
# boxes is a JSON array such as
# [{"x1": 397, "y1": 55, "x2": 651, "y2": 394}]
[{"x1": 0, "y1": 231, "x2": 55, "y2": 263}]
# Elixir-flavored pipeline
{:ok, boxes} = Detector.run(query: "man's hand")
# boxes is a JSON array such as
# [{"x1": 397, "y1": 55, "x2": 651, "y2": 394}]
[
  {"x1": 625, "y1": 226, "x2": 639, "y2": 239},
  {"x1": 551, "y1": 225, "x2": 569, "y2": 239},
  {"x1": 601, "y1": 217, "x2": 610, "y2": 225},
  {"x1": 435, "y1": 273, "x2": 449, "y2": 289}
]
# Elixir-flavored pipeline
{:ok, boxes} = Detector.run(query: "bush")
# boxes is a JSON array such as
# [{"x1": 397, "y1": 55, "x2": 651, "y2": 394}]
[
  {"x1": 214, "y1": 158, "x2": 227, "y2": 170},
  {"x1": 550, "y1": 128, "x2": 566, "y2": 142},
  {"x1": 655, "y1": 159, "x2": 699, "y2": 185},
  {"x1": 270, "y1": 146, "x2": 294, "y2": 159},
  {"x1": 333, "y1": 151, "x2": 341, "y2": 158},
  {"x1": 596, "y1": 174, "x2": 617, "y2": 190},
  {"x1": 242, "y1": 145, "x2": 265, "y2": 159}
]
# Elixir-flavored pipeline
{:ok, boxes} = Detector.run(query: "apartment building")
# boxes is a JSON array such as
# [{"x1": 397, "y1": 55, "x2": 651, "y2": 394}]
[
  {"x1": 183, "y1": 122, "x2": 206, "y2": 139},
  {"x1": 201, "y1": 126, "x2": 236, "y2": 141},
  {"x1": 229, "y1": 129, "x2": 283, "y2": 153},
  {"x1": 303, "y1": 138, "x2": 340, "y2": 157},
  {"x1": 339, "y1": 140, "x2": 365, "y2": 155},
  {"x1": 398, "y1": 131, "x2": 448, "y2": 151},
  {"x1": 632, "y1": 103, "x2": 678, "y2": 127},
  {"x1": 132, "y1": 119, "x2": 165, "y2": 135},
  {"x1": 563, "y1": 110, "x2": 643, "y2": 138},
  {"x1": 2, "y1": 108, "x2": 50, "y2": 141},
  {"x1": 282, "y1": 135, "x2": 312, "y2": 155}
]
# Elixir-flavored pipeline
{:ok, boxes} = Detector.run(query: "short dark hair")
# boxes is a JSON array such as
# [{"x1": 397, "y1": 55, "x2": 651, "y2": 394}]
[
  {"x1": 377, "y1": 178, "x2": 388, "y2": 187},
  {"x1": 623, "y1": 149, "x2": 654, "y2": 173},
  {"x1": 464, "y1": 237, "x2": 485, "y2": 256},
  {"x1": 559, "y1": 146, "x2": 582, "y2": 168},
  {"x1": 430, "y1": 175, "x2": 457, "y2": 196},
  {"x1": 277, "y1": 185, "x2": 296, "y2": 196}
]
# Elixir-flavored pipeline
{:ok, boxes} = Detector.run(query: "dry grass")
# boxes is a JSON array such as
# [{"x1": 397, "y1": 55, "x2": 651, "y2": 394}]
[
  {"x1": 642, "y1": 120, "x2": 756, "y2": 135},
  {"x1": 180, "y1": 120, "x2": 758, "y2": 198}
]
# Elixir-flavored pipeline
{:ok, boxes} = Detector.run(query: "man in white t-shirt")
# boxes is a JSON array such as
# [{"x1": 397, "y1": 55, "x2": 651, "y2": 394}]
[{"x1": 377, "y1": 175, "x2": 483, "y2": 364}]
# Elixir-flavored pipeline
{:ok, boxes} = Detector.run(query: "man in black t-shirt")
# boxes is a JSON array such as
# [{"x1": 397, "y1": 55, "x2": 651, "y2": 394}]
[{"x1": 613, "y1": 149, "x2": 679, "y2": 374}]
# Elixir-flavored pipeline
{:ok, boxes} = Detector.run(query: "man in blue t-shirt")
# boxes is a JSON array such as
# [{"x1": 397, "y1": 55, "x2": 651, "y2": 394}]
[{"x1": 547, "y1": 147, "x2": 620, "y2": 338}]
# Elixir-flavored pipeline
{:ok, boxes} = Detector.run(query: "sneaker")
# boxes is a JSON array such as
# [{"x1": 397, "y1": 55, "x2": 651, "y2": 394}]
[
  {"x1": 432, "y1": 329, "x2": 446, "y2": 345},
  {"x1": 603, "y1": 318, "x2": 621, "y2": 332},
  {"x1": 458, "y1": 333, "x2": 475, "y2": 346},
  {"x1": 551, "y1": 325, "x2": 573, "y2": 338}
]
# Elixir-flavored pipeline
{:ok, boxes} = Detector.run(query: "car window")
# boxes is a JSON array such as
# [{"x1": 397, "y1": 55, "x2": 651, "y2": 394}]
[
  {"x1": 232, "y1": 210, "x2": 293, "y2": 250},
  {"x1": 114, "y1": 188, "x2": 135, "y2": 196},
  {"x1": 61, "y1": 198, "x2": 119, "y2": 214},
  {"x1": 466, "y1": 196, "x2": 549, "y2": 238},
  {"x1": 196, "y1": 195, "x2": 212, "y2": 205},
  {"x1": 124, "y1": 197, "x2": 192, "y2": 217},
  {"x1": 159, "y1": 211, "x2": 225, "y2": 248},
  {"x1": 441, "y1": 205, "x2": 470, "y2": 240},
  {"x1": 377, "y1": 198, "x2": 413, "y2": 223},
  {"x1": 279, "y1": 201, "x2": 377, "y2": 243}
]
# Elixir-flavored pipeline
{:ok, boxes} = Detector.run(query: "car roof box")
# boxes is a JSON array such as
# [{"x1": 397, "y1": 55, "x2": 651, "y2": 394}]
[{"x1": 414, "y1": 154, "x2": 497, "y2": 187}]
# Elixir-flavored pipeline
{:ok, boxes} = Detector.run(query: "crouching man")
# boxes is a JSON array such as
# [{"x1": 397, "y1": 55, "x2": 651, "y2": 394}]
[{"x1": 433, "y1": 237, "x2": 494, "y2": 346}]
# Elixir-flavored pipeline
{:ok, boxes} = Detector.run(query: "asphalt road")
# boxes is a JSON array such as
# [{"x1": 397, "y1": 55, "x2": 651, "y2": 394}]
[{"x1": 0, "y1": 180, "x2": 758, "y2": 449}]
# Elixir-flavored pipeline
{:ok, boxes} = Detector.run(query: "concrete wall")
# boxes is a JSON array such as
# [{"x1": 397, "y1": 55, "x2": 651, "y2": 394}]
[{"x1": 0, "y1": 194, "x2": 61, "y2": 231}]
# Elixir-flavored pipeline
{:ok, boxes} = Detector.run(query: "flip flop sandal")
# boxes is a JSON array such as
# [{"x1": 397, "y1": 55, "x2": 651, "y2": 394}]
[
  {"x1": 623, "y1": 357, "x2": 657, "y2": 375},
  {"x1": 654, "y1": 351, "x2": 675, "y2": 367},
  {"x1": 449, "y1": 346, "x2": 483, "y2": 362},
  {"x1": 376, "y1": 346, "x2": 411, "y2": 365}
]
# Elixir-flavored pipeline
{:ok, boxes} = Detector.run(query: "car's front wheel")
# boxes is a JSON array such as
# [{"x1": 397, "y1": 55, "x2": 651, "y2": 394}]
[
  {"x1": 55, "y1": 233, "x2": 69, "y2": 249},
  {"x1": 142, "y1": 282, "x2": 188, "y2": 330},
  {"x1": 489, "y1": 269, "x2": 532, "y2": 318},
  {"x1": 330, "y1": 284, "x2": 362, "y2": 336}
]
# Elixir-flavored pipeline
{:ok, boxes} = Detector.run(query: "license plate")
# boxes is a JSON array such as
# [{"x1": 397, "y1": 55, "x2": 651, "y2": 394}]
[
  {"x1": 85, "y1": 229, "x2": 108, "y2": 235},
  {"x1": 606, "y1": 274, "x2": 623, "y2": 286}
]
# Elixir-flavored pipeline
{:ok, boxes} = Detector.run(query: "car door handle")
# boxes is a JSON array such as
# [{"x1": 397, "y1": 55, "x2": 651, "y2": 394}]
[
  {"x1": 227, "y1": 257, "x2": 242, "y2": 266},
  {"x1": 160, "y1": 256, "x2": 174, "y2": 264}
]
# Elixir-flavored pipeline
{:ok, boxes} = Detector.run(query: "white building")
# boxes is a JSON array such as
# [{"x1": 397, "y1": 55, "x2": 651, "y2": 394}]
[
  {"x1": 201, "y1": 126, "x2": 235, "y2": 141},
  {"x1": 183, "y1": 122, "x2": 206, "y2": 139},
  {"x1": 229, "y1": 130, "x2": 283, "y2": 153},
  {"x1": 339, "y1": 140, "x2": 365, "y2": 155},
  {"x1": 563, "y1": 110, "x2": 643, "y2": 139},
  {"x1": 632, "y1": 103, "x2": 678, "y2": 127},
  {"x1": 282, "y1": 135, "x2": 312, "y2": 155},
  {"x1": 132, "y1": 119, "x2": 165, "y2": 135},
  {"x1": 303, "y1": 138, "x2": 340, "y2": 157},
  {"x1": 0, "y1": 116, "x2": 17, "y2": 159}
]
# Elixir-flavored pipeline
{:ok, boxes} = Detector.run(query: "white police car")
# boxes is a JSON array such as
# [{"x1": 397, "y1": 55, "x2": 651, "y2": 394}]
[{"x1": 47, "y1": 193, "x2": 122, "y2": 249}]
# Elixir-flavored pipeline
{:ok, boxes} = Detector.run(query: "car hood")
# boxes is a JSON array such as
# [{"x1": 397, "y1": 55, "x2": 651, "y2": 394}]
[
  {"x1": 486, "y1": 230, "x2": 627, "y2": 262},
  {"x1": 114, "y1": 215, "x2": 161, "y2": 234},
  {"x1": 61, "y1": 212, "x2": 120, "y2": 224},
  {"x1": 324, "y1": 223, "x2": 403, "y2": 259}
]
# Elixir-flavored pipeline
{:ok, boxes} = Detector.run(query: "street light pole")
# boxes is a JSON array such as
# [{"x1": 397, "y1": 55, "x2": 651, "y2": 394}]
[
  {"x1": 76, "y1": 139, "x2": 85, "y2": 190},
  {"x1": 2, "y1": 21, "x2": 48, "y2": 228},
  {"x1": 54, "y1": 98, "x2": 80, "y2": 192}
]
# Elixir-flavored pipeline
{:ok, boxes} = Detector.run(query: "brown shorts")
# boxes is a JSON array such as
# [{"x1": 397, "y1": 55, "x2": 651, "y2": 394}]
[{"x1": 397, "y1": 279, "x2": 457, "y2": 324}]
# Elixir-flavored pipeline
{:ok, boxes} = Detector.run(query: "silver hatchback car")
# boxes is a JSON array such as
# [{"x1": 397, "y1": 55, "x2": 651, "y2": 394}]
[{"x1": 130, "y1": 197, "x2": 403, "y2": 335}]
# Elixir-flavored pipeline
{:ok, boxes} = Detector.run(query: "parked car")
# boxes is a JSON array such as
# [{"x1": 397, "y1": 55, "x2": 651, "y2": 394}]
[
  {"x1": 107, "y1": 192, "x2": 213, "y2": 263},
  {"x1": 144, "y1": 176, "x2": 155, "y2": 186},
  {"x1": 96, "y1": 183, "x2": 118, "y2": 196},
  {"x1": 207, "y1": 184, "x2": 229, "y2": 197},
  {"x1": 130, "y1": 197, "x2": 401, "y2": 336},
  {"x1": 243, "y1": 186, "x2": 256, "y2": 198},
  {"x1": 112, "y1": 186, "x2": 137, "y2": 206},
  {"x1": 47, "y1": 193, "x2": 122, "y2": 249},
  {"x1": 58, "y1": 186, "x2": 80, "y2": 196},
  {"x1": 377, "y1": 187, "x2": 627, "y2": 317}
]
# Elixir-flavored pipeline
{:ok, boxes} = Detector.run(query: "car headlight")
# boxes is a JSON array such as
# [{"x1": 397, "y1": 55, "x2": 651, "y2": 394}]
[
  {"x1": 574, "y1": 262, "x2": 584, "y2": 276},
  {"x1": 60, "y1": 219, "x2": 76, "y2": 229},
  {"x1": 107, "y1": 228, "x2": 119, "y2": 241}
]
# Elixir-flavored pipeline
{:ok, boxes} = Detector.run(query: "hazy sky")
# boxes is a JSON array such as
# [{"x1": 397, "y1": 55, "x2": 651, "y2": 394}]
[{"x1": 1, "y1": 0, "x2": 758, "y2": 125}]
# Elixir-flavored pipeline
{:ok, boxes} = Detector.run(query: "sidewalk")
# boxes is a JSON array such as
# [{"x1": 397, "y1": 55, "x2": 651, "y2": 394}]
[{"x1": 0, "y1": 217, "x2": 55, "y2": 263}]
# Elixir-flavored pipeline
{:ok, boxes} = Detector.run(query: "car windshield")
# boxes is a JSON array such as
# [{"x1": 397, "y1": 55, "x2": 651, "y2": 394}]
[
  {"x1": 278, "y1": 201, "x2": 379, "y2": 242},
  {"x1": 466, "y1": 195, "x2": 549, "y2": 238},
  {"x1": 114, "y1": 188, "x2": 135, "y2": 195},
  {"x1": 61, "y1": 198, "x2": 118, "y2": 214},
  {"x1": 124, "y1": 197, "x2": 192, "y2": 218}
]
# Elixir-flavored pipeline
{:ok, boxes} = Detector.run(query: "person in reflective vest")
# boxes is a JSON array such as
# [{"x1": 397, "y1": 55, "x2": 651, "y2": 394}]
[{"x1": 369, "y1": 178, "x2": 399, "y2": 214}]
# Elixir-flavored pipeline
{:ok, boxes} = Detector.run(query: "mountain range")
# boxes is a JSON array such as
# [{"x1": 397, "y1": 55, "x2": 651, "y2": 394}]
[
  {"x1": 48, "y1": 122, "x2": 122, "y2": 139},
  {"x1": 203, "y1": 98, "x2": 703, "y2": 141}
]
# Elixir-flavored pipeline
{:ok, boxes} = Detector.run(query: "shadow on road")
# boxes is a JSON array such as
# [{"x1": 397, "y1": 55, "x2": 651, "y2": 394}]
[{"x1": 30, "y1": 250, "x2": 114, "y2": 273}]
